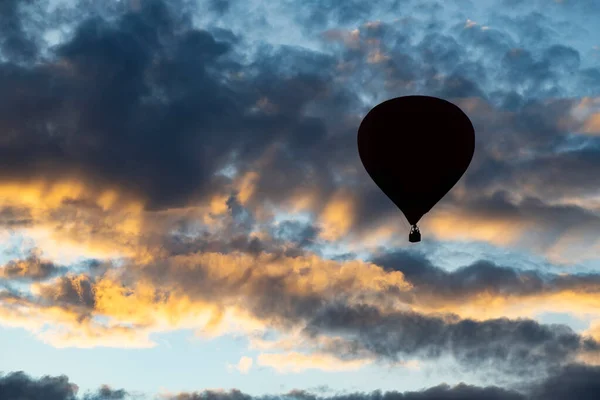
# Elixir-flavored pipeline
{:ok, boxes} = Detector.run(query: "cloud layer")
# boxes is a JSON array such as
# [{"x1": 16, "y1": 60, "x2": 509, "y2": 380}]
[{"x1": 1, "y1": 0, "x2": 600, "y2": 397}]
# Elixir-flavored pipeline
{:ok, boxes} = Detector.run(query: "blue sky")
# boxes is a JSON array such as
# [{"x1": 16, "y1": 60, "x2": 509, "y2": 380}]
[{"x1": 1, "y1": 0, "x2": 600, "y2": 399}]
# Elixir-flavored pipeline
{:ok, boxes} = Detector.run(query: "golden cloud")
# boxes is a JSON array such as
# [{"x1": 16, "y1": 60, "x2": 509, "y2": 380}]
[
  {"x1": 423, "y1": 208, "x2": 527, "y2": 247},
  {"x1": 0, "y1": 247, "x2": 412, "y2": 353},
  {"x1": 0, "y1": 294, "x2": 155, "y2": 348},
  {"x1": 0, "y1": 180, "x2": 147, "y2": 261},
  {"x1": 318, "y1": 190, "x2": 355, "y2": 241},
  {"x1": 257, "y1": 351, "x2": 372, "y2": 373}
]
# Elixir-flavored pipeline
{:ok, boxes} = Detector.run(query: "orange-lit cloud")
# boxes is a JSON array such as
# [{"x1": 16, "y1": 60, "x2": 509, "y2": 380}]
[
  {"x1": 423, "y1": 208, "x2": 527, "y2": 247},
  {"x1": 0, "y1": 180, "x2": 146, "y2": 262},
  {"x1": 257, "y1": 352, "x2": 372, "y2": 373},
  {"x1": 570, "y1": 97, "x2": 600, "y2": 135},
  {"x1": 5, "y1": 239, "x2": 600, "y2": 354},
  {"x1": 411, "y1": 290, "x2": 600, "y2": 323},
  {"x1": 0, "y1": 248, "x2": 60, "y2": 280},
  {"x1": 0, "y1": 248, "x2": 410, "y2": 351},
  {"x1": 582, "y1": 113, "x2": 600, "y2": 134},
  {"x1": 0, "y1": 293, "x2": 155, "y2": 348},
  {"x1": 318, "y1": 190, "x2": 355, "y2": 241}
]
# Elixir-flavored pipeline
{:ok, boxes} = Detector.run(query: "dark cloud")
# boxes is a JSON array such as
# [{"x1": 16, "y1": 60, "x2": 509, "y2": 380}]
[
  {"x1": 321, "y1": 385, "x2": 524, "y2": 400},
  {"x1": 0, "y1": 371, "x2": 77, "y2": 400},
  {"x1": 305, "y1": 302, "x2": 599, "y2": 376},
  {"x1": 0, "y1": 0, "x2": 359, "y2": 217},
  {"x1": 83, "y1": 385, "x2": 128, "y2": 400},
  {"x1": 0, "y1": 372, "x2": 129, "y2": 400},
  {"x1": 6, "y1": 364, "x2": 600, "y2": 399},
  {"x1": 0, "y1": 0, "x2": 265, "y2": 208},
  {"x1": 514, "y1": 147, "x2": 600, "y2": 198},
  {"x1": 176, "y1": 386, "x2": 523, "y2": 400},
  {"x1": 0, "y1": 206, "x2": 33, "y2": 227},
  {"x1": 38, "y1": 275, "x2": 96, "y2": 309},
  {"x1": 0, "y1": 248, "x2": 65, "y2": 281},
  {"x1": 530, "y1": 364, "x2": 600, "y2": 400},
  {"x1": 173, "y1": 389, "x2": 253, "y2": 400},
  {"x1": 373, "y1": 249, "x2": 600, "y2": 302}
]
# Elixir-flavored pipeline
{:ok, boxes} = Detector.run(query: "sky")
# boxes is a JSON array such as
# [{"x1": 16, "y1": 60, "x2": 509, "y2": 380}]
[{"x1": 1, "y1": 0, "x2": 600, "y2": 399}]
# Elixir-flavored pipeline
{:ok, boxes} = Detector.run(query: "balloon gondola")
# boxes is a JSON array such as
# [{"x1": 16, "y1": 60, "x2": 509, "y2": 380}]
[{"x1": 357, "y1": 95, "x2": 475, "y2": 243}]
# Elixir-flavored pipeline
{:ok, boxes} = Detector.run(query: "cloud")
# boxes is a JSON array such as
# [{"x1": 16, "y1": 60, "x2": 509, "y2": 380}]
[
  {"x1": 165, "y1": 364, "x2": 600, "y2": 399},
  {"x1": 421, "y1": 191, "x2": 600, "y2": 262},
  {"x1": 0, "y1": 372, "x2": 77, "y2": 400},
  {"x1": 256, "y1": 352, "x2": 371, "y2": 373},
  {"x1": 372, "y1": 250, "x2": 600, "y2": 319},
  {"x1": 0, "y1": 371, "x2": 130, "y2": 400},
  {"x1": 0, "y1": 246, "x2": 409, "y2": 348},
  {"x1": 0, "y1": 248, "x2": 65, "y2": 280},
  {"x1": 571, "y1": 97, "x2": 600, "y2": 135},
  {"x1": 4, "y1": 246, "x2": 600, "y2": 381},
  {"x1": 1, "y1": 0, "x2": 600, "y2": 395},
  {"x1": 228, "y1": 356, "x2": 254, "y2": 374},
  {"x1": 6, "y1": 364, "x2": 600, "y2": 399},
  {"x1": 305, "y1": 302, "x2": 599, "y2": 378},
  {"x1": 529, "y1": 364, "x2": 600, "y2": 400},
  {"x1": 84, "y1": 385, "x2": 129, "y2": 400},
  {"x1": 0, "y1": 286, "x2": 156, "y2": 348}
]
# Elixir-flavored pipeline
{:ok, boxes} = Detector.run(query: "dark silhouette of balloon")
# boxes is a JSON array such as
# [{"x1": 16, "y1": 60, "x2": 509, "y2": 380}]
[{"x1": 357, "y1": 95, "x2": 475, "y2": 243}]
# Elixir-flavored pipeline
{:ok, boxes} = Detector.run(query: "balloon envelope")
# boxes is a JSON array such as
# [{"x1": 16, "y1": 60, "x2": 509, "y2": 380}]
[{"x1": 357, "y1": 95, "x2": 475, "y2": 227}]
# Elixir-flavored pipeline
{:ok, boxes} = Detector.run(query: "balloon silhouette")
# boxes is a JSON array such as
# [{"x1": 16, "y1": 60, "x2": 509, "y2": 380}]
[{"x1": 357, "y1": 95, "x2": 475, "y2": 243}]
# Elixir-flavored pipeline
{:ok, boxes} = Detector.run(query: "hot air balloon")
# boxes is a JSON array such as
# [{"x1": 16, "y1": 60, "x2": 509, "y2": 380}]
[{"x1": 357, "y1": 95, "x2": 475, "y2": 243}]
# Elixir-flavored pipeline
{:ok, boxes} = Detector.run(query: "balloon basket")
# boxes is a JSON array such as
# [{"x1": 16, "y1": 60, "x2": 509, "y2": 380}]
[{"x1": 409, "y1": 225, "x2": 421, "y2": 243}]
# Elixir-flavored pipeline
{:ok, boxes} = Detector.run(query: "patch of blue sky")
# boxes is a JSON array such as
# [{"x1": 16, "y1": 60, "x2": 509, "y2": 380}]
[
  {"x1": 0, "y1": 326, "x2": 247, "y2": 395},
  {"x1": 0, "y1": 232, "x2": 30, "y2": 266},
  {"x1": 575, "y1": 258, "x2": 600, "y2": 274},
  {"x1": 535, "y1": 311, "x2": 592, "y2": 333},
  {"x1": 315, "y1": 239, "x2": 367, "y2": 263},
  {"x1": 214, "y1": 150, "x2": 240, "y2": 180},
  {"x1": 0, "y1": 280, "x2": 32, "y2": 296},
  {"x1": 270, "y1": 210, "x2": 314, "y2": 227}
]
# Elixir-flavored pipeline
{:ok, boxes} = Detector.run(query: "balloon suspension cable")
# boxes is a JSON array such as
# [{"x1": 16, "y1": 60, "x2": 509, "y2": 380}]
[
  {"x1": 399, "y1": 213, "x2": 410, "y2": 230},
  {"x1": 409, "y1": 224, "x2": 421, "y2": 243}
]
